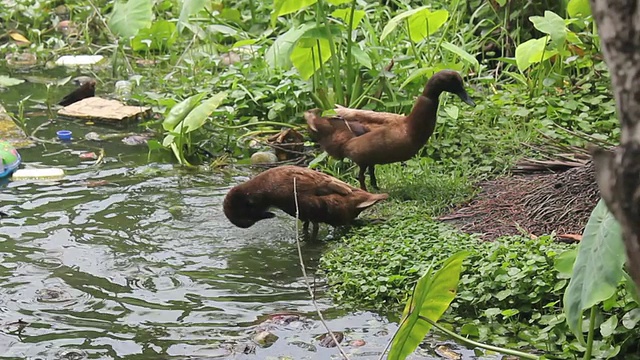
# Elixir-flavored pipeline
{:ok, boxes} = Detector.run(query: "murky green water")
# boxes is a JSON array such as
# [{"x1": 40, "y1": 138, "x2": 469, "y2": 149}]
[{"x1": 0, "y1": 73, "x2": 482, "y2": 359}]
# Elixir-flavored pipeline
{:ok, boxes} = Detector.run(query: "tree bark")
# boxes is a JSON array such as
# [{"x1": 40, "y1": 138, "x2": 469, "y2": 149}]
[{"x1": 589, "y1": 0, "x2": 640, "y2": 289}]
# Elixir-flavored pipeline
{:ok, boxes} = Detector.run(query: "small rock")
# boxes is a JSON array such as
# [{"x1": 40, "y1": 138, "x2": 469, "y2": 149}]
[
  {"x1": 253, "y1": 330, "x2": 278, "y2": 348},
  {"x1": 250, "y1": 151, "x2": 278, "y2": 165},
  {"x1": 5, "y1": 52, "x2": 37, "y2": 69}
]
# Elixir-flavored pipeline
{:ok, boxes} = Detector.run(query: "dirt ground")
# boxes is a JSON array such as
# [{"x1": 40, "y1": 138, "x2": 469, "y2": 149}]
[{"x1": 439, "y1": 161, "x2": 600, "y2": 240}]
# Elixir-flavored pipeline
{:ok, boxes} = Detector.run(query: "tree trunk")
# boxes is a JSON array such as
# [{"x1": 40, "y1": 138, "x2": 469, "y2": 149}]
[{"x1": 589, "y1": 0, "x2": 640, "y2": 289}]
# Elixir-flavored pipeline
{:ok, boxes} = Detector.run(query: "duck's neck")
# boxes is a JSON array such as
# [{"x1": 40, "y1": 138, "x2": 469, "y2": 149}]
[{"x1": 406, "y1": 95, "x2": 439, "y2": 142}]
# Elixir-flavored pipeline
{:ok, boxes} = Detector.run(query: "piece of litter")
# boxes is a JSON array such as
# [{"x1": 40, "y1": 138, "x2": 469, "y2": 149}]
[
  {"x1": 55, "y1": 55, "x2": 104, "y2": 66},
  {"x1": 79, "y1": 152, "x2": 97, "y2": 160},
  {"x1": 12, "y1": 168, "x2": 65, "y2": 180}
]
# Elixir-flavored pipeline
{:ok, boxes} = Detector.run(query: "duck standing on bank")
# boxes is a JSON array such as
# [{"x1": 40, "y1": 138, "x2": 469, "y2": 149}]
[
  {"x1": 305, "y1": 70, "x2": 476, "y2": 191},
  {"x1": 223, "y1": 165, "x2": 388, "y2": 240}
]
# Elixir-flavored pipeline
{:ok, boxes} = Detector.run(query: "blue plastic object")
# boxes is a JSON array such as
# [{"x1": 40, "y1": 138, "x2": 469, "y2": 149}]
[
  {"x1": 57, "y1": 130, "x2": 72, "y2": 141},
  {"x1": 0, "y1": 141, "x2": 21, "y2": 178}
]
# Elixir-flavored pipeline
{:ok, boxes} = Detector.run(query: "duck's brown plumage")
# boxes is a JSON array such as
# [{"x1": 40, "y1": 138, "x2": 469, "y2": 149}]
[
  {"x1": 223, "y1": 165, "x2": 388, "y2": 240},
  {"x1": 305, "y1": 70, "x2": 476, "y2": 191}
]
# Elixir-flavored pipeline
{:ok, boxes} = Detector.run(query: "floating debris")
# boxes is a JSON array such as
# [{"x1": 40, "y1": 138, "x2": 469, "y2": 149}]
[
  {"x1": 317, "y1": 331, "x2": 344, "y2": 348},
  {"x1": 79, "y1": 152, "x2": 97, "y2": 160},
  {"x1": 253, "y1": 330, "x2": 278, "y2": 347}
]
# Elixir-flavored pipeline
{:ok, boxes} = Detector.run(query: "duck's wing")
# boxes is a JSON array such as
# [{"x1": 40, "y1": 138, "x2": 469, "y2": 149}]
[
  {"x1": 285, "y1": 167, "x2": 354, "y2": 196},
  {"x1": 305, "y1": 110, "x2": 369, "y2": 137},
  {"x1": 334, "y1": 105, "x2": 405, "y2": 127}
]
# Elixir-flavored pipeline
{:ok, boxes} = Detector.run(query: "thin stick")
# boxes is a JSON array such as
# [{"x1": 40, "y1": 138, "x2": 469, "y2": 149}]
[{"x1": 293, "y1": 177, "x2": 350, "y2": 359}]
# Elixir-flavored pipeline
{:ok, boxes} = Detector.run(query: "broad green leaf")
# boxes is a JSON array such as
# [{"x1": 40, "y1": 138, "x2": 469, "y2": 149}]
[
  {"x1": 162, "y1": 92, "x2": 208, "y2": 131},
  {"x1": 554, "y1": 248, "x2": 577, "y2": 279},
  {"x1": 530, "y1": 11, "x2": 567, "y2": 49},
  {"x1": 271, "y1": 0, "x2": 317, "y2": 26},
  {"x1": 178, "y1": 0, "x2": 207, "y2": 33},
  {"x1": 567, "y1": 0, "x2": 592, "y2": 17},
  {"x1": 331, "y1": 8, "x2": 365, "y2": 29},
  {"x1": 326, "y1": 0, "x2": 351, "y2": 4},
  {"x1": 515, "y1": 37, "x2": 548, "y2": 72},
  {"x1": 441, "y1": 42, "x2": 479, "y2": 70},
  {"x1": 600, "y1": 315, "x2": 617, "y2": 337},
  {"x1": 290, "y1": 26, "x2": 334, "y2": 80},
  {"x1": 622, "y1": 309, "x2": 640, "y2": 329},
  {"x1": 108, "y1": 0, "x2": 153, "y2": 39},
  {"x1": 406, "y1": 9, "x2": 448, "y2": 43},
  {"x1": 564, "y1": 199, "x2": 626, "y2": 343},
  {"x1": 266, "y1": 23, "x2": 314, "y2": 69},
  {"x1": 381, "y1": 6, "x2": 448, "y2": 42},
  {"x1": 0, "y1": 75, "x2": 25, "y2": 87},
  {"x1": 176, "y1": 92, "x2": 228, "y2": 133},
  {"x1": 388, "y1": 251, "x2": 470, "y2": 360},
  {"x1": 351, "y1": 46, "x2": 372, "y2": 69},
  {"x1": 131, "y1": 20, "x2": 177, "y2": 52},
  {"x1": 381, "y1": 6, "x2": 428, "y2": 41}
]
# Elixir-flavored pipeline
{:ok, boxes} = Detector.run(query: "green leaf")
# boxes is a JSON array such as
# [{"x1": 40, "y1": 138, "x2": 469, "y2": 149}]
[
  {"x1": 622, "y1": 271, "x2": 640, "y2": 305},
  {"x1": 554, "y1": 248, "x2": 577, "y2": 279},
  {"x1": 290, "y1": 26, "x2": 335, "y2": 80},
  {"x1": 0, "y1": 75, "x2": 25, "y2": 87},
  {"x1": 271, "y1": 0, "x2": 317, "y2": 26},
  {"x1": 266, "y1": 23, "x2": 314, "y2": 69},
  {"x1": 388, "y1": 251, "x2": 470, "y2": 360},
  {"x1": 131, "y1": 20, "x2": 177, "y2": 52},
  {"x1": 178, "y1": 0, "x2": 207, "y2": 33},
  {"x1": 400, "y1": 67, "x2": 435, "y2": 89},
  {"x1": 351, "y1": 46, "x2": 372, "y2": 69},
  {"x1": 406, "y1": 9, "x2": 448, "y2": 43},
  {"x1": 381, "y1": 6, "x2": 448, "y2": 42},
  {"x1": 326, "y1": 0, "x2": 351, "y2": 4},
  {"x1": 175, "y1": 92, "x2": 228, "y2": 134},
  {"x1": 563, "y1": 199, "x2": 626, "y2": 343},
  {"x1": 600, "y1": 315, "x2": 617, "y2": 337},
  {"x1": 622, "y1": 309, "x2": 640, "y2": 329},
  {"x1": 331, "y1": 8, "x2": 365, "y2": 29},
  {"x1": 567, "y1": 0, "x2": 592, "y2": 17},
  {"x1": 515, "y1": 37, "x2": 549, "y2": 72},
  {"x1": 162, "y1": 92, "x2": 208, "y2": 131},
  {"x1": 108, "y1": 0, "x2": 153, "y2": 39},
  {"x1": 530, "y1": 11, "x2": 567, "y2": 49},
  {"x1": 441, "y1": 42, "x2": 479, "y2": 70},
  {"x1": 146, "y1": 139, "x2": 164, "y2": 152}
]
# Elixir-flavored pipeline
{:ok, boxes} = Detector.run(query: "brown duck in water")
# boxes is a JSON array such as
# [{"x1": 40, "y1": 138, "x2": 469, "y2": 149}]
[
  {"x1": 223, "y1": 165, "x2": 388, "y2": 240},
  {"x1": 305, "y1": 70, "x2": 476, "y2": 191},
  {"x1": 58, "y1": 78, "x2": 96, "y2": 106}
]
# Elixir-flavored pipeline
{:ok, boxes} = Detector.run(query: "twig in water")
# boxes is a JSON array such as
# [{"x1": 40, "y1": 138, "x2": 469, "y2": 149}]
[{"x1": 292, "y1": 177, "x2": 350, "y2": 359}]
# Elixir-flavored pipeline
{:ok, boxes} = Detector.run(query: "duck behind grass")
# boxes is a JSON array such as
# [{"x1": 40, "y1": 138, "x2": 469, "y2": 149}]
[
  {"x1": 223, "y1": 165, "x2": 388, "y2": 240},
  {"x1": 305, "y1": 69, "x2": 476, "y2": 191}
]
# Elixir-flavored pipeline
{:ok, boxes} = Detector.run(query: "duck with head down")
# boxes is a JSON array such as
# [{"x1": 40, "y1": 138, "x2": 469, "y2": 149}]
[
  {"x1": 223, "y1": 165, "x2": 388, "y2": 240},
  {"x1": 306, "y1": 69, "x2": 476, "y2": 191}
]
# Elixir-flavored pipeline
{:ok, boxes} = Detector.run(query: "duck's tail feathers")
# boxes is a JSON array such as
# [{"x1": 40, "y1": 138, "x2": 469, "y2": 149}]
[{"x1": 356, "y1": 193, "x2": 389, "y2": 209}]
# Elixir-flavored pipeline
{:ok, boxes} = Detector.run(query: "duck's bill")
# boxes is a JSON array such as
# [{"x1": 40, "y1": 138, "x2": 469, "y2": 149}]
[{"x1": 457, "y1": 91, "x2": 476, "y2": 107}]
